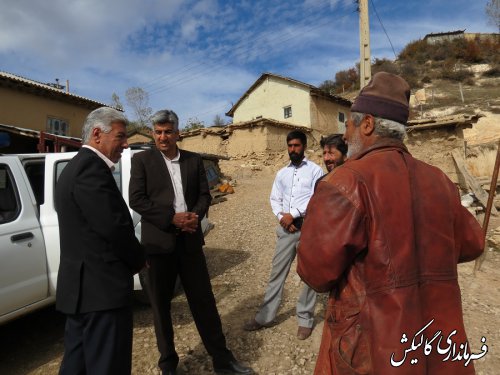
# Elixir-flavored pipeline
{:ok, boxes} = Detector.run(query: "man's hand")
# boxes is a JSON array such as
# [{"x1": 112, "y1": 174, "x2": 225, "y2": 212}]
[
  {"x1": 172, "y1": 212, "x2": 198, "y2": 233},
  {"x1": 181, "y1": 213, "x2": 199, "y2": 233},
  {"x1": 279, "y1": 212, "x2": 294, "y2": 230}
]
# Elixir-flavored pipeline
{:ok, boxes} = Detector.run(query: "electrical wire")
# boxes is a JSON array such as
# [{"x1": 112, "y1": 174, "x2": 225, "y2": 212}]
[
  {"x1": 369, "y1": 0, "x2": 397, "y2": 59},
  {"x1": 183, "y1": 0, "x2": 358, "y2": 122},
  {"x1": 140, "y1": 0, "x2": 354, "y2": 95},
  {"x1": 139, "y1": 2, "x2": 337, "y2": 90}
]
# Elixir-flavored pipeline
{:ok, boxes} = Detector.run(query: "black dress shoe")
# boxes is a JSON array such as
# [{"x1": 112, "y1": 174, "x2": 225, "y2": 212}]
[
  {"x1": 162, "y1": 370, "x2": 177, "y2": 375},
  {"x1": 214, "y1": 360, "x2": 253, "y2": 374}
]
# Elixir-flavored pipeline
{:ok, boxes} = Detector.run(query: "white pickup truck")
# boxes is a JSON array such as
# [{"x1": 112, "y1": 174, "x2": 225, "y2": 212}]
[{"x1": 0, "y1": 147, "x2": 212, "y2": 325}]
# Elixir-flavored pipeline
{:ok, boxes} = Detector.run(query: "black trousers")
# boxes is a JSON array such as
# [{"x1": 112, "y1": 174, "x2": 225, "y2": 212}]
[
  {"x1": 59, "y1": 307, "x2": 133, "y2": 375},
  {"x1": 147, "y1": 235, "x2": 233, "y2": 371}
]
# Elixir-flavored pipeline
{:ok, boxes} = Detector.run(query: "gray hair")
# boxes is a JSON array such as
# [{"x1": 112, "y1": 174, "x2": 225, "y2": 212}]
[
  {"x1": 151, "y1": 109, "x2": 179, "y2": 131},
  {"x1": 350, "y1": 112, "x2": 406, "y2": 141},
  {"x1": 82, "y1": 107, "x2": 128, "y2": 144}
]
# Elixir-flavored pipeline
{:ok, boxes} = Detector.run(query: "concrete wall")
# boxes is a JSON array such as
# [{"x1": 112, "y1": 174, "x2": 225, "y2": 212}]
[
  {"x1": 310, "y1": 96, "x2": 349, "y2": 136},
  {"x1": 0, "y1": 87, "x2": 94, "y2": 138},
  {"x1": 405, "y1": 127, "x2": 465, "y2": 183},
  {"x1": 232, "y1": 76, "x2": 311, "y2": 127}
]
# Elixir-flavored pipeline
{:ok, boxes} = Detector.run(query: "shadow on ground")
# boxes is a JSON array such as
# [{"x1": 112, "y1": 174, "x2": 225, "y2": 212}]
[
  {"x1": 0, "y1": 306, "x2": 65, "y2": 375},
  {"x1": 0, "y1": 247, "x2": 254, "y2": 374}
]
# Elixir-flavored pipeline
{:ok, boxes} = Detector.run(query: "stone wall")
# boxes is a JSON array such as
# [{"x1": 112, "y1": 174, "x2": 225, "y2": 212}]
[
  {"x1": 179, "y1": 123, "x2": 316, "y2": 159},
  {"x1": 310, "y1": 95, "x2": 349, "y2": 136},
  {"x1": 179, "y1": 122, "x2": 473, "y2": 185},
  {"x1": 179, "y1": 132, "x2": 225, "y2": 155},
  {"x1": 226, "y1": 126, "x2": 271, "y2": 156},
  {"x1": 405, "y1": 126, "x2": 465, "y2": 183},
  {"x1": 128, "y1": 133, "x2": 152, "y2": 145}
]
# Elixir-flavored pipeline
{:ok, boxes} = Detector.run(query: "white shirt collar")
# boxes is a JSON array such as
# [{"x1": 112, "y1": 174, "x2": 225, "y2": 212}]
[
  {"x1": 161, "y1": 148, "x2": 180, "y2": 162},
  {"x1": 82, "y1": 145, "x2": 115, "y2": 170},
  {"x1": 287, "y1": 156, "x2": 308, "y2": 168}
]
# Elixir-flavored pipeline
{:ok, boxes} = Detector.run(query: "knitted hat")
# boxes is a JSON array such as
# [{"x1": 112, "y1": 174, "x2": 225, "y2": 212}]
[{"x1": 351, "y1": 72, "x2": 411, "y2": 125}]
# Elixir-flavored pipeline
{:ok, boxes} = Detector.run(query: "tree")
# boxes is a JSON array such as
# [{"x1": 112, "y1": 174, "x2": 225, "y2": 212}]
[
  {"x1": 125, "y1": 87, "x2": 153, "y2": 128},
  {"x1": 334, "y1": 67, "x2": 359, "y2": 93},
  {"x1": 110, "y1": 92, "x2": 123, "y2": 110},
  {"x1": 318, "y1": 79, "x2": 336, "y2": 94},
  {"x1": 486, "y1": 0, "x2": 500, "y2": 32},
  {"x1": 212, "y1": 114, "x2": 227, "y2": 126},
  {"x1": 371, "y1": 58, "x2": 399, "y2": 75},
  {"x1": 183, "y1": 117, "x2": 205, "y2": 132},
  {"x1": 319, "y1": 67, "x2": 359, "y2": 95}
]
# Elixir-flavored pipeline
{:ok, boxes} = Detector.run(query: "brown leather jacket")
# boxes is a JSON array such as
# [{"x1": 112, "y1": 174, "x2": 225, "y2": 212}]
[{"x1": 297, "y1": 140, "x2": 484, "y2": 375}]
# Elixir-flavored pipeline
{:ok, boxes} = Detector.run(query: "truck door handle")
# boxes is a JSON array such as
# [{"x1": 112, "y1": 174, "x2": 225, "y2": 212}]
[{"x1": 11, "y1": 232, "x2": 34, "y2": 242}]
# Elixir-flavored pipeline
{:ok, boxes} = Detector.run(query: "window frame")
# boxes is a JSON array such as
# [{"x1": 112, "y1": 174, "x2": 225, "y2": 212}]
[
  {"x1": 46, "y1": 116, "x2": 70, "y2": 136},
  {"x1": 284, "y1": 105, "x2": 292, "y2": 119}
]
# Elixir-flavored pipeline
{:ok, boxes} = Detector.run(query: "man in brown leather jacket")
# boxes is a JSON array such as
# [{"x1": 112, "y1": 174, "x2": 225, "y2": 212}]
[{"x1": 297, "y1": 72, "x2": 484, "y2": 375}]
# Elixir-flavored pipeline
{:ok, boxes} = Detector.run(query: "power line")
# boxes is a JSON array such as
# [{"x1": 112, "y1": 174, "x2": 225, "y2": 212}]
[
  {"x1": 369, "y1": 0, "x2": 397, "y2": 59},
  {"x1": 184, "y1": 0, "x2": 359, "y2": 121},
  {"x1": 149, "y1": 22, "x2": 330, "y2": 96},
  {"x1": 140, "y1": 0, "x2": 355, "y2": 96},
  {"x1": 139, "y1": 2, "x2": 336, "y2": 91}
]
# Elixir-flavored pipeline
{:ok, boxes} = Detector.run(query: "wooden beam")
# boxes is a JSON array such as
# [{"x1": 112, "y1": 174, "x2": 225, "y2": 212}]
[{"x1": 452, "y1": 149, "x2": 498, "y2": 216}]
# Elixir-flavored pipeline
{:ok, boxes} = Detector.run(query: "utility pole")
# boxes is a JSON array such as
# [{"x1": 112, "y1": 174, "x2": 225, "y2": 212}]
[{"x1": 358, "y1": 0, "x2": 371, "y2": 88}]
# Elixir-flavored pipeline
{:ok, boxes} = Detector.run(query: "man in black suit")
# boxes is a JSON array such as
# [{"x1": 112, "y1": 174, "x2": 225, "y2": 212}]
[
  {"x1": 129, "y1": 109, "x2": 252, "y2": 375},
  {"x1": 56, "y1": 107, "x2": 145, "y2": 375}
]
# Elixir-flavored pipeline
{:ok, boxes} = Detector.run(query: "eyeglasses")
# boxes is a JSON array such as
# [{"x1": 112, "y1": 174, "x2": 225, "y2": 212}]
[{"x1": 153, "y1": 130, "x2": 177, "y2": 136}]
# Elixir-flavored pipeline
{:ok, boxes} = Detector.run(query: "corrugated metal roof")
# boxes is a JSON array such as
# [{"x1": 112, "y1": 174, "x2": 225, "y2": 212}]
[
  {"x1": 0, "y1": 123, "x2": 82, "y2": 142},
  {"x1": 0, "y1": 71, "x2": 114, "y2": 109}
]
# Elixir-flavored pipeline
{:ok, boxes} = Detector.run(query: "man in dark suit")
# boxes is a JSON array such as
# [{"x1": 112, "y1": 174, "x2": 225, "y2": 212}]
[
  {"x1": 129, "y1": 109, "x2": 252, "y2": 375},
  {"x1": 56, "y1": 107, "x2": 145, "y2": 375}
]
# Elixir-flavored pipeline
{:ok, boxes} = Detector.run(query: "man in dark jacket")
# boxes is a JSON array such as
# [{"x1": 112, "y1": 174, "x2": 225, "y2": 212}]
[
  {"x1": 56, "y1": 107, "x2": 145, "y2": 374},
  {"x1": 129, "y1": 109, "x2": 252, "y2": 375},
  {"x1": 297, "y1": 72, "x2": 484, "y2": 374}
]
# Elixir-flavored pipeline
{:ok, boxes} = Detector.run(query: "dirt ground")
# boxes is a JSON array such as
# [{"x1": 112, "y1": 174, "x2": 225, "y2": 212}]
[{"x1": 0, "y1": 166, "x2": 498, "y2": 375}]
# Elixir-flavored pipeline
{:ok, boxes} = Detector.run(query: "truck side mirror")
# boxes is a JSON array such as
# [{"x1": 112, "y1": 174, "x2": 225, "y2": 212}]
[{"x1": 0, "y1": 132, "x2": 10, "y2": 148}]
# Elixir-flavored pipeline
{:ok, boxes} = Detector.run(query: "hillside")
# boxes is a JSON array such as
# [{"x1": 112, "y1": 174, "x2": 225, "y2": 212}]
[
  {"x1": 322, "y1": 35, "x2": 500, "y2": 146},
  {"x1": 409, "y1": 63, "x2": 500, "y2": 146}
]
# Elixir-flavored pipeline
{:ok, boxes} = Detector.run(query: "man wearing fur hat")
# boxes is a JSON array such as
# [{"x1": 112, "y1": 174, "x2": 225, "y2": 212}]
[{"x1": 297, "y1": 72, "x2": 484, "y2": 374}]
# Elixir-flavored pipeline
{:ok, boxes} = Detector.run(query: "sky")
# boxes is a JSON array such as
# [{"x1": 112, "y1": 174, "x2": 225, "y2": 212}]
[{"x1": 0, "y1": 0, "x2": 496, "y2": 128}]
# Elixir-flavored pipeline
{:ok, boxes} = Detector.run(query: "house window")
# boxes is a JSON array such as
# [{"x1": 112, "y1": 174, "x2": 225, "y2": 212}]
[
  {"x1": 47, "y1": 117, "x2": 69, "y2": 136},
  {"x1": 338, "y1": 112, "x2": 345, "y2": 123},
  {"x1": 338, "y1": 111, "x2": 346, "y2": 133},
  {"x1": 284, "y1": 106, "x2": 292, "y2": 119},
  {"x1": 0, "y1": 165, "x2": 21, "y2": 224}
]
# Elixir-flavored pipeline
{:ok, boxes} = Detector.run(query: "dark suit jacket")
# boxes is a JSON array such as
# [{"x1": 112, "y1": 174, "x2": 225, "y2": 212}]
[
  {"x1": 129, "y1": 148, "x2": 211, "y2": 254},
  {"x1": 55, "y1": 148, "x2": 145, "y2": 314}
]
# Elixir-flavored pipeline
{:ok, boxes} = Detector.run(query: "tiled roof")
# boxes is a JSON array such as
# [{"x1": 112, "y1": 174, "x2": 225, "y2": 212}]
[{"x1": 0, "y1": 71, "x2": 114, "y2": 109}]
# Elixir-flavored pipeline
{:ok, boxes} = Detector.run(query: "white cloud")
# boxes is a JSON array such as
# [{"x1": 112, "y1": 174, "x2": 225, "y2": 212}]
[{"x1": 0, "y1": 0, "x2": 496, "y2": 126}]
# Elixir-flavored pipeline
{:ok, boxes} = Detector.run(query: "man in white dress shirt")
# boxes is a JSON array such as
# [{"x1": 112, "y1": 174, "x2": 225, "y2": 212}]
[{"x1": 243, "y1": 130, "x2": 323, "y2": 340}]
